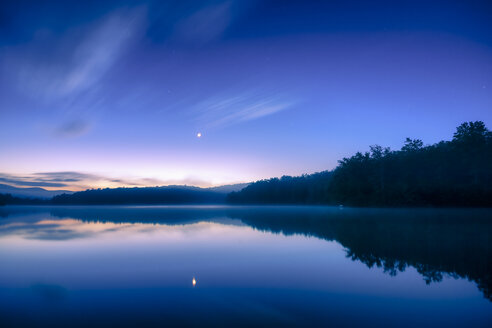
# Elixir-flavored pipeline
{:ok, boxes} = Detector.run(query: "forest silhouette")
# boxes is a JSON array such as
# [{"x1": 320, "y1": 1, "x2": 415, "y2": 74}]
[{"x1": 228, "y1": 121, "x2": 492, "y2": 206}]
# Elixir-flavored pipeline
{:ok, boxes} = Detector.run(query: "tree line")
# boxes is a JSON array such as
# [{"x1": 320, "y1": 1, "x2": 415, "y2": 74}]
[
  {"x1": 0, "y1": 193, "x2": 45, "y2": 206},
  {"x1": 228, "y1": 121, "x2": 492, "y2": 207},
  {"x1": 0, "y1": 186, "x2": 226, "y2": 206},
  {"x1": 50, "y1": 186, "x2": 225, "y2": 205}
]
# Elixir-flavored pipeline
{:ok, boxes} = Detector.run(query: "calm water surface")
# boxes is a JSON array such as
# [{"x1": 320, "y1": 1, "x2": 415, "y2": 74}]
[{"x1": 0, "y1": 206, "x2": 491, "y2": 327}]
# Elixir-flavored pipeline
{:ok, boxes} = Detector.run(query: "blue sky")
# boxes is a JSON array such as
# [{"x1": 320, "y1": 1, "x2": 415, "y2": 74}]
[{"x1": 0, "y1": 0, "x2": 491, "y2": 190}]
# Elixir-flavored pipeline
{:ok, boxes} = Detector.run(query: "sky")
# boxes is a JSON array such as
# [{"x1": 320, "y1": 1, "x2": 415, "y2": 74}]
[{"x1": 0, "y1": 0, "x2": 491, "y2": 191}]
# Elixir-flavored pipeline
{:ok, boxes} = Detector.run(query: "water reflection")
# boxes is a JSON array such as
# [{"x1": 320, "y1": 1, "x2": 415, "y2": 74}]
[
  {"x1": 231, "y1": 207, "x2": 492, "y2": 301},
  {"x1": 0, "y1": 205, "x2": 491, "y2": 327},
  {"x1": 1, "y1": 205, "x2": 490, "y2": 301}
]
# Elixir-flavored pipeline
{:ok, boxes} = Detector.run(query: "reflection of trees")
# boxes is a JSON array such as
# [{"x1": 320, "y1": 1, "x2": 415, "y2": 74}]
[{"x1": 229, "y1": 207, "x2": 492, "y2": 301}]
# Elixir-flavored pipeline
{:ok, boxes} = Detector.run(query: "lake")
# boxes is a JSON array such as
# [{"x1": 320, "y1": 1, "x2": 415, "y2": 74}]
[{"x1": 0, "y1": 205, "x2": 491, "y2": 327}]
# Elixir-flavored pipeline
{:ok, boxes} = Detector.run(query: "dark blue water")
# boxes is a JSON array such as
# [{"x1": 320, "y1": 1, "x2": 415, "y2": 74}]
[{"x1": 0, "y1": 206, "x2": 491, "y2": 327}]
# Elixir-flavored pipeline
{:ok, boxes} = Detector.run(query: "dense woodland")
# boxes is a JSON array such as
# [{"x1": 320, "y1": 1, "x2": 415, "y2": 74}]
[
  {"x1": 50, "y1": 186, "x2": 225, "y2": 205},
  {"x1": 0, "y1": 193, "x2": 44, "y2": 206},
  {"x1": 228, "y1": 121, "x2": 492, "y2": 207},
  {"x1": 0, "y1": 186, "x2": 225, "y2": 206}
]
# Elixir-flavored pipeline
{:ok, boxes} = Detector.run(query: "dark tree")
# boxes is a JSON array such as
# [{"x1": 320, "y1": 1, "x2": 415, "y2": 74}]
[{"x1": 228, "y1": 121, "x2": 492, "y2": 207}]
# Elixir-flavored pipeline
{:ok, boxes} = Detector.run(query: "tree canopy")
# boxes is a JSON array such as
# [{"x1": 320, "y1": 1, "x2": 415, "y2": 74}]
[{"x1": 228, "y1": 121, "x2": 492, "y2": 207}]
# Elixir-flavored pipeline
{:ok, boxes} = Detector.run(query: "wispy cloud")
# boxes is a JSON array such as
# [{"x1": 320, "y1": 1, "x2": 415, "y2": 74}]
[
  {"x1": 0, "y1": 176, "x2": 68, "y2": 188},
  {"x1": 192, "y1": 91, "x2": 294, "y2": 129},
  {"x1": 0, "y1": 172, "x2": 104, "y2": 188},
  {"x1": 32, "y1": 172, "x2": 100, "y2": 182},
  {"x1": 0, "y1": 171, "x2": 220, "y2": 191},
  {"x1": 173, "y1": 1, "x2": 233, "y2": 46},
  {"x1": 54, "y1": 119, "x2": 92, "y2": 138},
  {"x1": 5, "y1": 8, "x2": 144, "y2": 100},
  {"x1": 58, "y1": 9, "x2": 144, "y2": 97},
  {"x1": 0, "y1": 172, "x2": 92, "y2": 189},
  {"x1": 1, "y1": 7, "x2": 145, "y2": 138}
]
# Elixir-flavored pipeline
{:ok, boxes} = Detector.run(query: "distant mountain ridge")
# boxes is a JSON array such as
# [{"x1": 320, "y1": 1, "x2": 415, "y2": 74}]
[
  {"x1": 0, "y1": 182, "x2": 249, "y2": 201},
  {"x1": 0, "y1": 184, "x2": 73, "y2": 199},
  {"x1": 207, "y1": 183, "x2": 250, "y2": 193}
]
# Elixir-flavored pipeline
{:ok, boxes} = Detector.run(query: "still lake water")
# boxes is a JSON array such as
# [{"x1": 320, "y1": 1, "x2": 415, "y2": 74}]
[{"x1": 0, "y1": 205, "x2": 491, "y2": 327}]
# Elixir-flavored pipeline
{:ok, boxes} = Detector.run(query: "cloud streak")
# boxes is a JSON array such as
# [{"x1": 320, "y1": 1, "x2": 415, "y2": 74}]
[
  {"x1": 59, "y1": 9, "x2": 144, "y2": 97},
  {"x1": 0, "y1": 172, "x2": 104, "y2": 188},
  {"x1": 0, "y1": 172, "x2": 222, "y2": 191},
  {"x1": 54, "y1": 119, "x2": 92, "y2": 138},
  {"x1": 0, "y1": 177, "x2": 68, "y2": 188},
  {"x1": 4, "y1": 8, "x2": 145, "y2": 100},
  {"x1": 1, "y1": 7, "x2": 146, "y2": 139},
  {"x1": 193, "y1": 91, "x2": 294, "y2": 129},
  {"x1": 173, "y1": 1, "x2": 233, "y2": 46}
]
